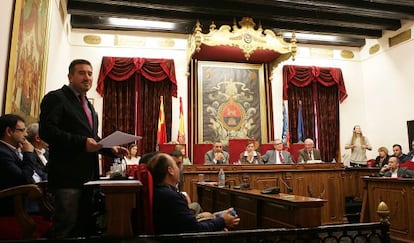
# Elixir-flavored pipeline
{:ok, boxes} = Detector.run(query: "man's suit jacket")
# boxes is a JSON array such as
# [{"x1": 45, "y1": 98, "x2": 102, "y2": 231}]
[
  {"x1": 204, "y1": 150, "x2": 229, "y2": 165},
  {"x1": 297, "y1": 148, "x2": 322, "y2": 162},
  {"x1": 382, "y1": 167, "x2": 414, "y2": 178},
  {"x1": 32, "y1": 149, "x2": 49, "y2": 180},
  {"x1": 39, "y1": 85, "x2": 101, "y2": 190},
  {"x1": 153, "y1": 184, "x2": 225, "y2": 234},
  {"x1": 262, "y1": 150, "x2": 293, "y2": 164},
  {"x1": 0, "y1": 142, "x2": 37, "y2": 216},
  {"x1": 0, "y1": 142, "x2": 36, "y2": 190}
]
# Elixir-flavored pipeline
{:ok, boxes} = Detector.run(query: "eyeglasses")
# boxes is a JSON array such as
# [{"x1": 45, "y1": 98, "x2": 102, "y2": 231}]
[
  {"x1": 14, "y1": 127, "x2": 26, "y2": 132},
  {"x1": 275, "y1": 143, "x2": 283, "y2": 145}
]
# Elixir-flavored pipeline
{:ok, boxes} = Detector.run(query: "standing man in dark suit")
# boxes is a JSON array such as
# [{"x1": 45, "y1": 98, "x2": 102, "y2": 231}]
[
  {"x1": 297, "y1": 138, "x2": 322, "y2": 163},
  {"x1": 39, "y1": 59, "x2": 127, "y2": 238}
]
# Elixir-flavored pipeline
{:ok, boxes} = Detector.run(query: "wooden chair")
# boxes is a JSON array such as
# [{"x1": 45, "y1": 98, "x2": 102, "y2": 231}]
[{"x1": 0, "y1": 184, "x2": 52, "y2": 240}]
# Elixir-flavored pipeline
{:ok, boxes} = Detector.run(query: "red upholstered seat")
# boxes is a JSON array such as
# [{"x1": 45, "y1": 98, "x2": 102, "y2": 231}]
[
  {"x1": 193, "y1": 144, "x2": 213, "y2": 165},
  {"x1": 127, "y1": 164, "x2": 138, "y2": 177},
  {"x1": 0, "y1": 184, "x2": 52, "y2": 240},
  {"x1": 135, "y1": 164, "x2": 154, "y2": 234},
  {"x1": 260, "y1": 144, "x2": 275, "y2": 155},
  {"x1": 229, "y1": 139, "x2": 251, "y2": 164},
  {"x1": 290, "y1": 143, "x2": 305, "y2": 163},
  {"x1": 366, "y1": 159, "x2": 376, "y2": 168},
  {"x1": 399, "y1": 161, "x2": 414, "y2": 171}
]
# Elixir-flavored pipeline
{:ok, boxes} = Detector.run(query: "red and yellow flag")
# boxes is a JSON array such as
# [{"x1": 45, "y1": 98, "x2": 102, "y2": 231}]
[
  {"x1": 157, "y1": 96, "x2": 167, "y2": 147},
  {"x1": 177, "y1": 97, "x2": 186, "y2": 144}
]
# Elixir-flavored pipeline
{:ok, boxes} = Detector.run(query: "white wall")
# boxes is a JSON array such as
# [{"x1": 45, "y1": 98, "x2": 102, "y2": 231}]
[
  {"x1": 44, "y1": 0, "x2": 71, "y2": 94},
  {"x1": 0, "y1": 0, "x2": 14, "y2": 115},
  {"x1": 2, "y1": 1, "x2": 414, "y2": 159},
  {"x1": 67, "y1": 31, "x2": 189, "y2": 137}
]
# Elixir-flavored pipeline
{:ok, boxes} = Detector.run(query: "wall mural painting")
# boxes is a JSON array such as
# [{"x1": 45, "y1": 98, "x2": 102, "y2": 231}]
[
  {"x1": 4, "y1": 0, "x2": 50, "y2": 124},
  {"x1": 198, "y1": 61, "x2": 267, "y2": 146}
]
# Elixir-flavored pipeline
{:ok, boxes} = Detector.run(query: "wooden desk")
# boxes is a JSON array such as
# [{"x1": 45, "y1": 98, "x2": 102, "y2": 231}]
[
  {"x1": 184, "y1": 164, "x2": 378, "y2": 225},
  {"x1": 197, "y1": 183, "x2": 326, "y2": 229},
  {"x1": 84, "y1": 180, "x2": 142, "y2": 237},
  {"x1": 361, "y1": 177, "x2": 414, "y2": 243}
]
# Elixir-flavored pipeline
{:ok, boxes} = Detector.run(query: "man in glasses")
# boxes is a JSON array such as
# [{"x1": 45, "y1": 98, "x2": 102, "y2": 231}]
[
  {"x1": 0, "y1": 114, "x2": 39, "y2": 216},
  {"x1": 204, "y1": 141, "x2": 229, "y2": 165},
  {"x1": 262, "y1": 139, "x2": 293, "y2": 164}
]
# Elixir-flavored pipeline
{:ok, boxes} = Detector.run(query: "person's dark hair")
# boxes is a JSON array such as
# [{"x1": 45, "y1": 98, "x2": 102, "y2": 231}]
[
  {"x1": 389, "y1": 155, "x2": 400, "y2": 163},
  {"x1": 127, "y1": 144, "x2": 139, "y2": 159},
  {"x1": 392, "y1": 144, "x2": 402, "y2": 150},
  {"x1": 140, "y1": 151, "x2": 160, "y2": 165},
  {"x1": 0, "y1": 114, "x2": 25, "y2": 137},
  {"x1": 68, "y1": 59, "x2": 92, "y2": 74},
  {"x1": 147, "y1": 153, "x2": 173, "y2": 185},
  {"x1": 171, "y1": 150, "x2": 183, "y2": 158}
]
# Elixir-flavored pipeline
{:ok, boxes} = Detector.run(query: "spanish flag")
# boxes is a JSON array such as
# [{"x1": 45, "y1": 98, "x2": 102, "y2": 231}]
[
  {"x1": 157, "y1": 96, "x2": 167, "y2": 148},
  {"x1": 177, "y1": 97, "x2": 186, "y2": 144}
]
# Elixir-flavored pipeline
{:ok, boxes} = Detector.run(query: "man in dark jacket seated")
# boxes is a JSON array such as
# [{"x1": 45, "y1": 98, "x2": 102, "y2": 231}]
[
  {"x1": 379, "y1": 156, "x2": 414, "y2": 178},
  {"x1": 147, "y1": 153, "x2": 240, "y2": 234},
  {"x1": 0, "y1": 114, "x2": 38, "y2": 215}
]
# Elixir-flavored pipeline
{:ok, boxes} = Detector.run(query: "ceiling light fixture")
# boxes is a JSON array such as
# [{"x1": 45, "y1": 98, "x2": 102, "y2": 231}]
[
  {"x1": 108, "y1": 17, "x2": 176, "y2": 30},
  {"x1": 283, "y1": 32, "x2": 339, "y2": 42}
]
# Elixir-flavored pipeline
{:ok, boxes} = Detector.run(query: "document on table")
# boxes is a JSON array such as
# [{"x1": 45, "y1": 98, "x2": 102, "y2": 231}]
[{"x1": 98, "y1": 131, "x2": 142, "y2": 148}]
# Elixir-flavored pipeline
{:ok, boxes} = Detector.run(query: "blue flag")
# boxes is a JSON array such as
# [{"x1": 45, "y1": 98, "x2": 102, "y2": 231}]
[
  {"x1": 282, "y1": 102, "x2": 290, "y2": 147},
  {"x1": 297, "y1": 101, "x2": 305, "y2": 142}
]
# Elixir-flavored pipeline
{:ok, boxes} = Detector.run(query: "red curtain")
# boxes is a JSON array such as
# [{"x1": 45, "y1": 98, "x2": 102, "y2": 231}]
[
  {"x1": 283, "y1": 65, "x2": 346, "y2": 161},
  {"x1": 97, "y1": 57, "x2": 177, "y2": 172}
]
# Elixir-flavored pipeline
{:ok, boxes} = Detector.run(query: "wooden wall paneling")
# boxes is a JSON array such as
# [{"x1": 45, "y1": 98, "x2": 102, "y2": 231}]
[
  {"x1": 365, "y1": 179, "x2": 413, "y2": 242},
  {"x1": 233, "y1": 194, "x2": 257, "y2": 229}
]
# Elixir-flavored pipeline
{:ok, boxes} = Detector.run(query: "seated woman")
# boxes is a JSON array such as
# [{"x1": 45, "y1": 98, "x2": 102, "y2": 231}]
[
  {"x1": 238, "y1": 140, "x2": 262, "y2": 165},
  {"x1": 374, "y1": 146, "x2": 390, "y2": 168},
  {"x1": 125, "y1": 144, "x2": 140, "y2": 165},
  {"x1": 124, "y1": 144, "x2": 140, "y2": 176}
]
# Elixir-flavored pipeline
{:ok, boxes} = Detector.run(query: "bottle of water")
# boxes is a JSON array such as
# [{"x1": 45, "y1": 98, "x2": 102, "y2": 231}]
[
  {"x1": 332, "y1": 157, "x2": 336, "y2": 163},
  {"x1": 218, "y1": 168, "x2": 225, "y2": 187}
]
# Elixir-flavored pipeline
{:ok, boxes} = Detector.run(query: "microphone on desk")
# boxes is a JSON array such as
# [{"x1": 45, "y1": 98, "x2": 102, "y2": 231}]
[{"x1": 279, "y1": 177, "x2": 293, "y2": 193}]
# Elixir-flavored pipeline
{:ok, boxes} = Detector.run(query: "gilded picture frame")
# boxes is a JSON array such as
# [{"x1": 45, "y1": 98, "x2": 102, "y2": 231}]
[
  {"x1": 197, "y1": 61, "x2": 269, "y2": 145},
  {"x1": 4, "y1": 0, "x2": 51, "y2": 124}
]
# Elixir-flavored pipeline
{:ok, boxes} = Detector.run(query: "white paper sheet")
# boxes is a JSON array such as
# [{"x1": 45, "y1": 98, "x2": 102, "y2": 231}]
[{"x1": 98, "y1": 130, "x2": 142, "y2": 148}]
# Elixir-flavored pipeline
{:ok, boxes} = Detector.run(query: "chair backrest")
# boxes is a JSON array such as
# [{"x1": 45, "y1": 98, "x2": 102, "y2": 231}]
[
  {"x1": 193, "y1": 144, "x2": 213, "y2": 165},
  {"x1": 135, "y1": 164, "x2": 154, "y2": 234},
  {"x1": 290, "y1": 143, "x2": 305, "y2": 163},
  {"x1": 399, "y1": 161, "x2": 414, "y2": 171},
  {"x1": 260, "y1": 143, "x2": 275, "y2": 155},
  {"x1": 229, "y1": 139, "x2": 251, "y2": 164}
]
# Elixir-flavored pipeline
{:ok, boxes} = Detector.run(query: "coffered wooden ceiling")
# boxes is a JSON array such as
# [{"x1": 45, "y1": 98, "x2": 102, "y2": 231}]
[{"x1": 66, "y1": 0, "x2": 414, "y2": 47}]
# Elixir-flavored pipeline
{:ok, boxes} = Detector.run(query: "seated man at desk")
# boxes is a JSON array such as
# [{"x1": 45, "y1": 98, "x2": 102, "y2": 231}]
[
  {"x1": 297, "y1": 138, "x2": 321, "y2": 163},
  {"x1": 262, "y1": 139, "x2": 293, "y2": 164},
  {"x1": 148, "y1": 153, "x2": 239, "y2": 233},
  {"x1": 204, "y1": 141, "x2": 229, "y2": 165},
  {"x1": 379, "y1": 156, "x2": 414, "y2": 178}
]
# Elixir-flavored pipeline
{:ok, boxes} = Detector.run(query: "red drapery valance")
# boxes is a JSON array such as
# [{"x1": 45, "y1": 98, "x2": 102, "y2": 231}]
[
  {"x1": 283, "y1": 65, "x2": 347, "y2": 102},
  {"x1": 96, "y1": 57, "x2": 177, "y2": 97}
]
